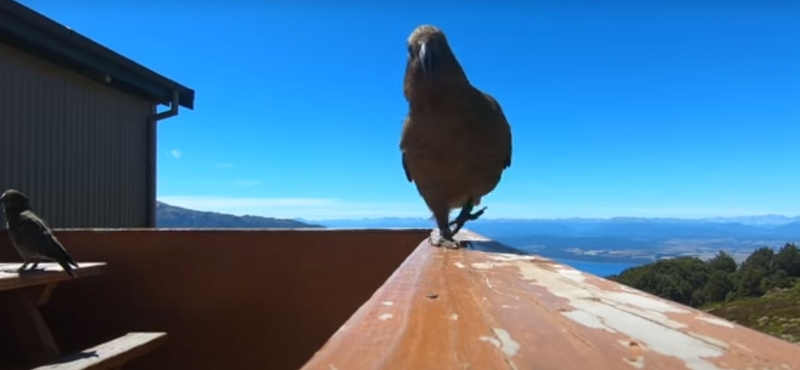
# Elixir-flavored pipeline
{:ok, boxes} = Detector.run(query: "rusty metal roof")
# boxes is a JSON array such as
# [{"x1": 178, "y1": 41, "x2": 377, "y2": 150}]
[{"x1": 302, "y1": 230, "x2": 800, "y2": 370}]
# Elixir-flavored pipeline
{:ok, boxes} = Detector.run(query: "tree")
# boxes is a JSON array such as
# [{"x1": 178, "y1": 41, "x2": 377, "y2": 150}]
[
  {"x1": 741, "y1": 247, "x2": 776, "y2": 272},
  {"x1": 706, "y1": 251, "x2": 737, "y2": 273},
  {"x1": 700, "y1": 271, "x2": 733, "y2": 304},
  {"x1": 610, "y1": 257, "x2": 709, "y2": 307},
  {"x1": 760, "y1": 269, "x2": 792, "y2": 292},
  {"x1": 736, "y1": 266, "x2": 766, "y2": 297},
  {"x1": 775, "y1": 243, "x2": 800, "y2": 277}
]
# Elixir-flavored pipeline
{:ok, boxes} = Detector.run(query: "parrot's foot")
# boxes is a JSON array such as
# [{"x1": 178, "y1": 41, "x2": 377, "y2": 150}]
[
  {"x1": 429, "y1": 230, "x2": 461, "y2": 249},
  {"x1": 449, "y1": 206, "x2": 487, "y2": 235},
  {"x1": 17, "y1": 262, "x2": 29, "y2": 272}
]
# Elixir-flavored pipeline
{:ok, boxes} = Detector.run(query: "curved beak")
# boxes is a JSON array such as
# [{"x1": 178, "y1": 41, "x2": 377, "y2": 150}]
[{"x1": 419, "y1": 42, "x2": 434, "y2": 76}]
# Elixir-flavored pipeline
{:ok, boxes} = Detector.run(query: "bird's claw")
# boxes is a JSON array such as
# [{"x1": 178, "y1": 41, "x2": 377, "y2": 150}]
[
  {"x1": 429, "y1": 232, "x2": 462, "y2": 249},
  {"x1": 448, "y1": 207, "x2": 488, "y2": 235},
  {"x1": 465, "y1": 206, "x2": 487, "y2": 222}
]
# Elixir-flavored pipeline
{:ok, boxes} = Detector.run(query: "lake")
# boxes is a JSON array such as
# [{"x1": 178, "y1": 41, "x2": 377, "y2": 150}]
[{"x1": 552, "y1": 259, "x2": 640, "y2": 278}]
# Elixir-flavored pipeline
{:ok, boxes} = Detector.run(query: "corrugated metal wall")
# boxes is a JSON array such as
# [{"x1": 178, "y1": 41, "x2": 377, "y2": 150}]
[{"x1": 0, "y1": 42, "x2": 152, "y2": 228}]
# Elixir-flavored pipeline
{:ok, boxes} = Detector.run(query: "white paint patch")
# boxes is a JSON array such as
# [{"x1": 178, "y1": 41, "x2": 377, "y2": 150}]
[
  {"x1": 624, "y1": 356, "x2": 645, "y2": 369},
  {"x1": 619, "y1": 285, "x2": 641, "y2": 293},
  {"x1": 379, "y1": 313, "x2": 393, "y2": 321},
  {"x1": 687, "y1": 333, "x2": 729, "y2": 350},
  {"x1": 555, "y1": 266, "x2": 587, "y2": 282},
  {"x1": 491, "y1": 258, "x2": 726, "y2": 370},
  {"x1": 471, "y1": 262, "x2": 493, "y2": 270},
  {"x1": 454, "y1": 262, "x2": 466, "y2": 269},
  {"x1": 483, "y1": 276, "x2": 519, "y2": 300},
  {"x1": 479, "y1": 336, "x2": 501, "y2": 348},
  {"x1": 501, "y1": 305, "x2": 518, "y2": 309},
  {"x1": 489, "y1": 253, "x2": 536, "y2": 262},
  {"x1": 697, "y1": 315, "x2": 735, "y2": 329},
  {"x1": 450, "y1": 313, "x2": 459, "y2": 321},
  {"x1": 382, "y1": 301, "x2": 394, "y2": 306},
  {"x1": 563, "y1": 311, "x2": 616, "y2": 333},
  {"x1": 492, "y1": 328, "x2": 520, "y2": 357}
]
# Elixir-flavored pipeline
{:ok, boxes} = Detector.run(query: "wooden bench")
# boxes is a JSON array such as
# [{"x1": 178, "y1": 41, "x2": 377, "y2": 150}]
[
  {"x1": 0, "y1": 262, "x2": 107, "y2": 362},
  {"x1": 31, "y1": 332, "x2": 167, "y2": 370}
]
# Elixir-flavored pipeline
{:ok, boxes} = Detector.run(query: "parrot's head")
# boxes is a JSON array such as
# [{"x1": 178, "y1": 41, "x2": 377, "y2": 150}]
[
  {"x1": 405, "y1": 25, "x2": 466, "y2": 87},
  {"x1": 0, "y1": 189, "x2": 30, "y2": 212}
]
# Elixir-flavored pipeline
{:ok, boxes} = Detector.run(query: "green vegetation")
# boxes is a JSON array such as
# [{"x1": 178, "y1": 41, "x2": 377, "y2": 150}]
[
  {"x1": 608, "y1": 243, "x2": 800, "y2": 344},
  {"x1": 704, "y1": 285, "x2": 800, "y2": 345}
]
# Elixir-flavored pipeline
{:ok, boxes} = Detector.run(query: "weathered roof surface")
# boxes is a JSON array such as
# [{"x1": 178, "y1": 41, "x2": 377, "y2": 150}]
[
  {"x1": 0, "y1": 0, "x2": 194, "y2": 109},
  {"x1": 301, "y1": 230, "x2": 800, "y2": 370}
]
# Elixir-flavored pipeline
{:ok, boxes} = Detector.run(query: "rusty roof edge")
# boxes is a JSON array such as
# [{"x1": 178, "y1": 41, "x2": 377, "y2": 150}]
[
  {"x1": 300, "y1": 231, "x2": 800, "y2": 370},
  {"x1": 0, "y1": 0, "x2": 195, "y2": 109}
]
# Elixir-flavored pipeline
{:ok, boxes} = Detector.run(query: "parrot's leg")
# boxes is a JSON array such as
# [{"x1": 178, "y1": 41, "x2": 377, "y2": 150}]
[{"x1": 449, "y1": 201, "x2": 486, "y2": 236}]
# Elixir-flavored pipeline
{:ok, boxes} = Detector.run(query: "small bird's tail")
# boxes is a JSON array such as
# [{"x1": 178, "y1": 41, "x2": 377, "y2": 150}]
[{"x1": 59, "y1": 260, "x2": 76, "y2": 278}]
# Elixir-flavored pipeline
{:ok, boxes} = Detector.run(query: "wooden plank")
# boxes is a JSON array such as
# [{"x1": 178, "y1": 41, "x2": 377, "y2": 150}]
[
  {"x1": 300, "y1": 230, "x2": 800, "y2": 370},
  {"x1": 0, "y1": 262, "x2": 106, "y2": 292},
  {"x1": 32, "y1": 332, "x2": 167, "y2": 370},
  {"x1": 0, "y1": 289, "x2": 61, "y2": 362}
]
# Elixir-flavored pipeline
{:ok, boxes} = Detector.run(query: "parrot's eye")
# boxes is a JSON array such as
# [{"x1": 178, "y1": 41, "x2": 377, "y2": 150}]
[{"x1": 408, "y1": 44, "x2": 414, "y2": 57}]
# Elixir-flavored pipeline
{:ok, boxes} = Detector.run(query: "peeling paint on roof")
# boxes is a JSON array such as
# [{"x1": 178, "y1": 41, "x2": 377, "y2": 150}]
[
  {"x1": 697, "y1": 315, "x2": 735, "y2": 329},
  {"x1": 688, "y1": 332, "x2": 730, "y2": 350},
  {"x1": 379, "y1": 313, "x2": 393, "y2": 321},
  {"x1": 479, "y1": 336, "x2": 501, "y2": 348},
  {"x1": 492, "y1": 328, "x2": 520, "y2": 357},
  {"x1": 484, "y1": 256, "x2": 727, "y2": 370},
  {"x1": 624, "y1": 355, "x2": 645, "y2": 369},
  {"x1": 563, "y1": 310, "x2": 617, "y2": 332},
  {"x1": 471, "y1": 262, "x2": 493, "y2": 270},
  {"x1": 479, "y1": 328, "x2": 521, "y2": 360},
  {"x1": 300, "y1": 235, "x2": 800, "y2": 370},
  {"x1": 454, "y1": 262, "x2": 466, "y2": 269},
  {"x1": 382, "y1": 301, "x2": 394, "y2": 306}
]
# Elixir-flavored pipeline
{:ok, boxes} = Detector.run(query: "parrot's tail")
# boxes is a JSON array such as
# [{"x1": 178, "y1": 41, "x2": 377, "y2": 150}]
[{"x1": 59, "y1": 260, "x2": 76, "y2": 278}]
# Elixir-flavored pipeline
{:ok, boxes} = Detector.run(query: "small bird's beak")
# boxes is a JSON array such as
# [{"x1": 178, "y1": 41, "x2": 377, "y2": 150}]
[{"x1": 419, "y1": 41, "x2": 434, "y2": 76}]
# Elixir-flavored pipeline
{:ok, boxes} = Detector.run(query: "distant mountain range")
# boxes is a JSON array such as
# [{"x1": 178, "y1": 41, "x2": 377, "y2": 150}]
[
  {"x1": 313, "y1": 216, "x2": 800, "y2": 240},
  {"x1": 311, "y1": 216, "x2": 800, "y2": 264},
  {"x1": 154, "y1": 202, "x2": 800, "y2": 265},
  {"x1": 156, "y1": 201, "x2": 323, "y2": 229}
]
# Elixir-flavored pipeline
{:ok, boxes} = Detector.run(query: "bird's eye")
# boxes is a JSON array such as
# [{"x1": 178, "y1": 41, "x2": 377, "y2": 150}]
[{"x1": 408, "y1": 45, "x2": 414, "y2": 57}]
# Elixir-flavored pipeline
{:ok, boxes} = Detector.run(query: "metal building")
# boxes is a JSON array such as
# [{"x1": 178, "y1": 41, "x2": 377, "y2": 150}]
[{"x1": 0, "y1": 1, "x2": 194, "y2": 228}]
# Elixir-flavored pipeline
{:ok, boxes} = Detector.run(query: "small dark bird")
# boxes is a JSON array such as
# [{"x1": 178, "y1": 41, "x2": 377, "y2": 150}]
[
  {"x1": 400, "y1": 25, "x2": 512, "y2": 249},
  {"x1": 0, "y1": 189, "x2": 78, "y2": 277}
]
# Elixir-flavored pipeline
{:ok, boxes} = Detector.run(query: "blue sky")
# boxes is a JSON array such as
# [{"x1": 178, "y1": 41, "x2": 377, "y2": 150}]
[{"x1": 20, "y1": 1, "x2": 800, "y2": 219}]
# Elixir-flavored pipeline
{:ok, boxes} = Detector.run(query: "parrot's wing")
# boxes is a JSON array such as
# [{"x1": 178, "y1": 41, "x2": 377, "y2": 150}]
[{"x1": 18, "y1": 210, "x2": 78, "y2": 267}]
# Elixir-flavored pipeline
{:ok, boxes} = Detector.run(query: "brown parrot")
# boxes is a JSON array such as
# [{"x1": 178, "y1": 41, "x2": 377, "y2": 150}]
[
  {"x1": 400, "y1": 25, "x2": 513, "y2": 249},
  {"x1": 0, "y1": 189, "x2": 78, "y2": 277}
]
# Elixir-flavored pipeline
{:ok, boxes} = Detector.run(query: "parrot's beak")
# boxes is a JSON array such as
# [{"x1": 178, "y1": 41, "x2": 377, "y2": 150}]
[{"x1": 419, "y1": 41, "x2": 434, "y2": 76}]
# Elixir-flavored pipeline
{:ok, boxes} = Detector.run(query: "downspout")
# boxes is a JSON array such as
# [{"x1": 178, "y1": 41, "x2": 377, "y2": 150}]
[{"x1": 144, "y1": 90, "x2": 180, "y2": 227}]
